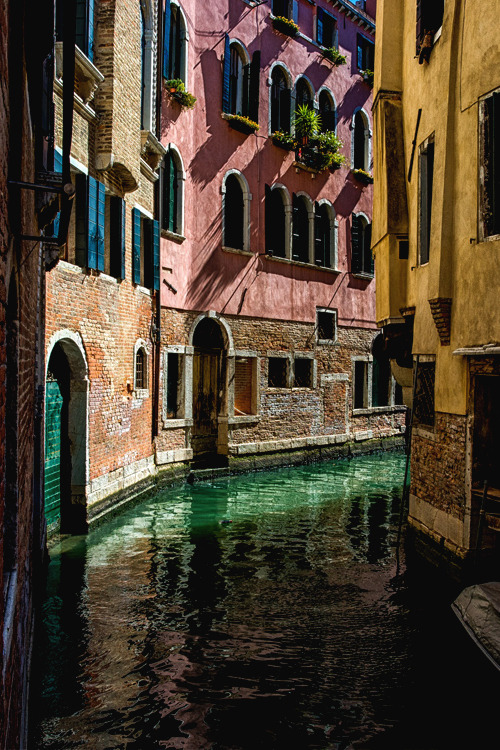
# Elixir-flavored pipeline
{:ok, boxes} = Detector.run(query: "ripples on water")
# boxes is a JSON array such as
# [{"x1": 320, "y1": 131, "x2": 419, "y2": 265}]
[{"x1": 30, "y1": 453, "x2": 498, "y2": 749}]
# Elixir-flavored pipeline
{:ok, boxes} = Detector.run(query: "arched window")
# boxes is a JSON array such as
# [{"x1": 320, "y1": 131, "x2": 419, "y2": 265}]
[
  {"x1": 229, "y1": 43, "x2": 249, "y2": 116},
  {"x1": 141, "y1": 0, "x2": 155, "y2": 131},
  {"x1": 223, "y1": 172, "x2": 251, "y2": 252},
  {"x1": 161, "y1": 147, "x2": 184, "y2": 236},
  {"x1": 163, "y1": 1, "x2": 188, "y2": 85},
  {"x1": 351, "y1": 213, "x2": 373, "y2": 276},
  {"x1": 314, "y1": 202, "x2": 335, "y2": 268},
  {"x1": 292, "y1": 193, "x2": 311, "y2": 263},
  {"x1": 270, "y1": 67, "x2": 291, "y2": 133},
  {"x1": 295, "y1": 77, "x2": 313, "y2": 112},
  {"x1": 353, "y1": 109, "x2": 370, "y2": 170},
  {"x1": 319, "y1": 90, "x2": 336, "y2": 133},
  {"x1": 265, "y1": 186, "x2": 287, "y2": 258},
  {"x1": 135, "y1": 345, "x2": 148, "y2": 391}
]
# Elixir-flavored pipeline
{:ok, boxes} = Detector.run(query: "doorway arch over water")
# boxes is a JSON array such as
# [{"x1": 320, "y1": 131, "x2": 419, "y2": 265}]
[
  {"x1": 45, "y1": 331, "x2": 89, "y2": 533},
  {"x1": 189, "y1": 313, "x2": 233, "y2": 461}
]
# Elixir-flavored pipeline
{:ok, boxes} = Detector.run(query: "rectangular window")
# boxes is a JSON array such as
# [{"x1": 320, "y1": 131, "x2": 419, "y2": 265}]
[
  {"x1": 413, "y1": 361, "x2": 435, "y2": 427},
  {"x1": 234, "y1": 357, "x2": 257, "y2": 415},
  {"x1": 354, "y1": 360, "x2": 369, "y2": 409},
  {"x1": 166, "y1": 353, "x2": 181, "y2": 418},
  {"x1": 416, "y1": 0, "x2": 444, "y2": 55},
  {"x1": 317, "y1": 9, "x2": 338, "y2": 49},
  {"x1": 357, "y1": 34, "x2": 374, "y2": 71},
  {"x1": 268, "y1": 357, "x2": 288, "y2": 388},
  {"x1": 419, "y1": 137, "x2": 434, "y2": 265},
  {"x1": 293, "y1": 358, "x2": 314, "y2": 388},
  {"x1": 131, "y1": 208, "x2": 160, "y2": 290},
  {"x1": 482, "y1": 92, "x2": 500, "y2": 238},
  {"x1": 317, "y1": 309, "x2": 337, "y2": 343}
]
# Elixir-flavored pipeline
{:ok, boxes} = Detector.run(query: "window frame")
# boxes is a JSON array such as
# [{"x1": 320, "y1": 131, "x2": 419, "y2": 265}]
[
  {"x1": 267, "y1": 353, "x2": 290, "y2": 389},
  {"x1": 479, "y1": 89, "x2": 500, "y2": 241},
  {"x1": 418, "y1": 134, "x2": 435, "y2": 265},
  {"x1": 351, "y1": 107, "x2": 371, "y2": 172},
  {"x1": 134, "y1": 340, "x2": 150, "y2": 398},
  {"x1": 163, "y1": 0, "x2": 189, "y2": 87},
  {"x1": 161, "y1": 145, "x2": 185, "y2": 240},
  {"x1": 314, "y1": 199, "x2": 338, "y2": 269},
  {"x1": 233, "y1": 352, "x2": 259, "y2": 417},
  {"x1": 269, "y1": 63, "x2": 293, "y2": 135},
  {"x1": 351, "y1": 212, "x2": 373, "y2": 278},
  {"x1": 317, "y1": 7, "x2": 338, "y2": 50},
  {"x1": 316, "y1": 308, "x2": 338, "y2": 345},
  {"x1": 222, "y1": 170, "x2": 252, "y2": 253},
  {"x1": 292, "y1": 354, "x2": 316, "y2": 389}
]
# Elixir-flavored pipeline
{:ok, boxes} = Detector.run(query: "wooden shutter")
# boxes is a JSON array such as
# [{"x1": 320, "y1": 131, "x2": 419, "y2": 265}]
[
  {"x1": 222, "y1": 34, "x2": 231, "y2": 114},
  {"x1": 143, "y1": 218, "x2": 153, "y2": 289},
  {"x1": 242, "y1": 63, "x2": 250, "y2": 117},
  {"x1": 88, "y1": 0, "x2": 94, "y2": 61},
  {"x1": 334, "y1": 25, "x2": 339, "y2": 50},
  {"x1": 169, "y1": 153, "x2": 177, "y2": 232},
  {"x1": 51, "y1": 150, "x2": 63, "y2": 238},
  {"x1": 280, "y1": 86, "x2": 291, "y2": 133},
  {"x1": 292, "y1": 0, "x2": 298, "y2": 25},
  {"x1": 416, "y1": 0, "x2": 423, "y2": 53},
  {"x1": 365, "y1": 222, "x2": 373, "y2": 275},
  {"x1": 357, "y1": 35, "x2": 363, "y2": 69},
  {"x1": 163, "y1": 0, "x2": 171, "y2": 79},
  {"x1": 265, "y1": 184, "x2": 272, "y2": 254},
  {"x1": 491, "y1": 93, "x2": 500, "y2": 235},
  {"x1": 75, "y1": 174, "x2": 87, "y2": 267},
  {"x1": 75, "y1": 0, "x2": 86, "y2": 54},
  {"x1": 292, "y1": 193, "x2": 299, "y2": 260},
  {"x1": 96, "y1": 179, "x2": 105, "y2": 272},
  {"x1": 351, "y1": 214, "x2": 361, "y2": 273},
  {"x1": 110, "y1": 197, "x2": 126, "y2": 279},
  {"x1": 314, "y1": 202, "x2": 323, "y2": 265},
  {"x1": 317, "y1": 7, "x2": 324, "y2": 45},
  {"x1": 249, "y1": 51, "x2": 261, "y2": 123},
  {"x1": 132, "y1": 208, "x2": 142, "y2": 285},
  {"x1": 87, "y1": 176, "x2": 98, "y2": 269},
  {"x1": 153, "y1": 219, "x2": 160, "y2": 291}
]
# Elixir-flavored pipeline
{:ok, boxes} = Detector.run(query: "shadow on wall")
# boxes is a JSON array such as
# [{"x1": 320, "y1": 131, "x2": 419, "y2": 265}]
[{"x1": 336, "y1": 79, "x2": 371, "y2": 126}]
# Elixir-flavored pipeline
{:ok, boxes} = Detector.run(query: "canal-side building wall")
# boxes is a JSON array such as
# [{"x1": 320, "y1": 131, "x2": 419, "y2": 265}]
[
  {"x1": 372, "y1": 0, "x2": 500, "y2": 563},
  {"x1": 155, "y1": 0, "x2": 405, "y2": 468},
  {"x1": 1, "y1": 0, "x2": 57, "y2": 745},
  {"x1": 45, "y1": 0, "x2": 163, "y2": 530}
]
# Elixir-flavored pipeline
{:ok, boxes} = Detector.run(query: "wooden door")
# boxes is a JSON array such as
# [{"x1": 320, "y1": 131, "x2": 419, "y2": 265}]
[{"x1": 193, "y1": 349, "x2": 220, "y2": 454}]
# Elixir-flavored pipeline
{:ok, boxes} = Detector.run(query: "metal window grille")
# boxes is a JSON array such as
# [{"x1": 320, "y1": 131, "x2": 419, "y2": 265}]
[
  {"x1": 413, "y1": 362, "x2": 435, "y2": 426},
  {"x1": 135, "y1": 348, "x2": 146, "y2": 390}
]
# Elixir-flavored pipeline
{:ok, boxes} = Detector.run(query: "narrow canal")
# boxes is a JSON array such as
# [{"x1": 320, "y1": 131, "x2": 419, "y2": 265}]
[{"x1": 30, "y1": 452, "x2": 498, "y2": 749}]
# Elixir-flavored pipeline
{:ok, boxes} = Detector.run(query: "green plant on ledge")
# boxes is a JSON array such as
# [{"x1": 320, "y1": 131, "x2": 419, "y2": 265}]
[
  {"x1": 322, "y1": 47, "x2": 347, "y2": 66},
  {"x1": 352, "y1": 168, "x2": 374, "y2": 184},
  {"x1": 294, "y1": 104, "x2": 322, "y2": 144},
  {"x1": 224, "y1": 113, "x2": 259, "y2": 135},
  {"x1": 361, "y1": 69, "x2": 374, "y2": 87},
  {"x1": 271, "y1": 130, "x2": 297, "y2": 150},
  {"x1": 298, "y1": 130, "x2": 345, "y2": 172},
  {"x1": 165, "y1": 79, "x2": 197, "y2": 109},
  {"x1": 272, "y1": 15, "x2": 299, "y2": 37}
]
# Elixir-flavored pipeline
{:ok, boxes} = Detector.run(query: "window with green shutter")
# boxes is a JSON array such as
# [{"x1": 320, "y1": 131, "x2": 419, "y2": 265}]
[
  {"x1": 74, "y1": 174, "x2": 106, "y2": 270},
  {"x1": 351, "y1": 214, "x2": 373, "y2": 277},
  {"x1": 271, "y1": 67, "x2": 291, "y2": 134},
  {"x1": 75, "y1": 0, "x2": 94, "y2": 60},
  {"x1": 162, "y1": 151, "x2": 178, "y2": 234}
]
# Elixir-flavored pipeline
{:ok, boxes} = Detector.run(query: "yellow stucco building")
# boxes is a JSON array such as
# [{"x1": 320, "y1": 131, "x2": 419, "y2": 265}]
[{"x1": 372, "y1": 0, "x2": 500, "y2": 564}]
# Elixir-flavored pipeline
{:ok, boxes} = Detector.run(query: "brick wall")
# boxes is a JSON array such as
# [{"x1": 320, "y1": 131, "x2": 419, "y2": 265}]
[{"x1": 411, "y1": 413, "x2": 467, "y2": 522}]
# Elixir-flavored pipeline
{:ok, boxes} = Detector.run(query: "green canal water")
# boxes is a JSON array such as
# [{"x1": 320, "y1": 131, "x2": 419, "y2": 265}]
[{"x1": 30, "y1": 452, "x2": 498, "y2": 749}]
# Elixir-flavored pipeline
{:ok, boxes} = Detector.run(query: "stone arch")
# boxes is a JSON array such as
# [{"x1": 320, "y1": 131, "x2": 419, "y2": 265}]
[{"x1": 45, "y1": 330, "x2": 89, "y2": 533}]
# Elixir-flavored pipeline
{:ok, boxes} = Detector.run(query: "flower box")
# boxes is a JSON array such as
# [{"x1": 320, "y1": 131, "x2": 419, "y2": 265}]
[
  {"x1": 225, "y1": 114, "x2": 259, "y2": 135},
  {"x1": 272, "y1": 16, "x2": 299, "y2": 38},
  {"x1": 353, "y1": 168, "x2": 374, "y2": 185}
]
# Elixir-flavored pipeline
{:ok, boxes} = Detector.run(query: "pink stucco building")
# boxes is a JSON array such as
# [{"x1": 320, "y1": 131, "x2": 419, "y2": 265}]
[{"x1": 155, "y1": 0, "x2": 405, "y2": 468}]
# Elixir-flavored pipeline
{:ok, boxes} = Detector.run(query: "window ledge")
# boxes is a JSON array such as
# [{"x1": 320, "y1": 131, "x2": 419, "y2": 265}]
[
  {"x1": 222, "y1": 246, "x2": 253, "y2": 257},
  {"x1": 477, "y1": 233, "x2": 500, "y2": 245},
  {"x1": 264, "y1": 254, "x2": 340, "y2": 274},
  {"x1": 412, "y1": 424, "x2": 436, "y2": 439},
  {"x1": 226, "y1": 415, "x2": 260, "y2": 425},
  {"x1": 163, "y1": 418, "x2": 193, "y2": 429},
  {"x1": 55, "y1": 41, "x2": 104, "y2": 105},
  {"x1": 352, "y1": 272, "x2": 374, "y2": 281},
  {"x1": 317, "y1": 338, "x2": 339, "y2": 345},
  {"x1": 134, "y1": 388, "x2": 149, "y2": 400},
  {"x1": 140, "y1": 158, "x2": 160, "y2": 183},
  {"x1": 162, "y1": 229, "x2": 186, "y2": 243},
  {"x1": 353, "y1": 405, "x2": 407, "y2": 416},
  {"x1": 135, "y1": 285, "x2": 153, "y2": 296}
]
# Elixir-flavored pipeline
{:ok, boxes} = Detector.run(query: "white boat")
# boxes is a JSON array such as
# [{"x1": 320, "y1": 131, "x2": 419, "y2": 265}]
[{"x1": 452, "y1": 582, "x2": 500, "y2": 671}]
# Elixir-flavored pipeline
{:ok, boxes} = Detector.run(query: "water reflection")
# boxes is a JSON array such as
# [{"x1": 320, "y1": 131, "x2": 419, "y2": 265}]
[{"x1": 30, "y1": 452, "x2": 498, "y2": 749}]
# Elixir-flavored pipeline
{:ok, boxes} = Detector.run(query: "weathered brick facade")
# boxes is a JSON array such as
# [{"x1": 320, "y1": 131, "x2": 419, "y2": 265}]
[{"x1": 1, "y1": 0, "x2": 54, "y2": 745}]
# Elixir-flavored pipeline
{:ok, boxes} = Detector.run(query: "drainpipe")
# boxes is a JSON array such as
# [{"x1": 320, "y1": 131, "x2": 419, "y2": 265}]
[{"x1": 152, "y1": 0, "x2": 164, "y2": 439}]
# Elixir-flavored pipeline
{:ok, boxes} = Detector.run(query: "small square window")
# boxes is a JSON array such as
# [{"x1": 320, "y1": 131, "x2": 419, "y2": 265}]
[
  {"x1": 268, "y1": 357, "x2": 288, "y2": 388},
  {"x1": 234, "y1": 357, "x2": 257, "y2": 415},
  {"x1": 317, "y1": 310, "x2": 337, "y2": 343},
  {"x1": 294, "y1": 358, "x2": 314, "y2": 388}
]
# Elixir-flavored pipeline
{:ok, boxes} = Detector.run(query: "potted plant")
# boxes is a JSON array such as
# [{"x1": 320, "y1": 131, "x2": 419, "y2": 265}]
[
  {"x1": 272, "y1": 15, "x2": 299, "y2": 38},
  {"x1": 165, "y1": 79, "x2": 197, "y2": 109},
  {"x1": 224, "y1": 113, "x2": 259, "y2": 135},
  {"x1": 321, "y1": 47, "x2": 347, "y2": 66},
  {"x1": 361, "y1": 69, "x2": 374, "y2": 87},
  {"x1": 294, "y1": 104, "x2": 322, "y2": 146},
  {"x1": 271, "y1": 130, "x2": 296, "y2": 151},
  {"x1": 352, "y1": 168, "x2": 374, "y2": 184},
  {"x1": 298, "y1": 130, "x2": 345, "y2": 172}
]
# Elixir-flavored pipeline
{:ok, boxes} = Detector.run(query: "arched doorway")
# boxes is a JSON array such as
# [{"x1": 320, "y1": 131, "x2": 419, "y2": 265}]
[
  {"x1": 45, "y1": 336, "x2": 88, "y2": 534},
  {"x1": 191, "y1": 317, "x2": 228, "y2": 461}
]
